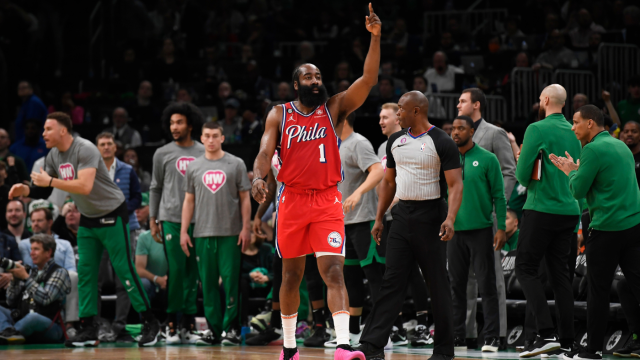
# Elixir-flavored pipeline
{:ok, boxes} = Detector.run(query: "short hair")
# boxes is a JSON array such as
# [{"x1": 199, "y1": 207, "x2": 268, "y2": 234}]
[
  {"x1": 202, "y1": 121, "x2": 223, "y2": 133},
  {"x1": 47, "y1": 112, "x2": 73, "y2": 132},
  {"x1": 346, "y1": 112, "x2": 356, "y2": 127},
  {"x1": 454, "y1": 115, "x2": 475, "y2": 128},
  {"x1": 161, "y1": 102, "x2": 204, "y2": 135},
  {"x1": 30, "y1": 234, "x2": 56, "y2": 256},
  {"x1": 507, "y1": 208, "x2": 518, "y2": 219},
  {"x1": 462, "y1": 88, "x2": 487, "y2": 114},
  {"x1": 576, "y1": 104, "x2": 604, "y2": 127},
  {"x1": 31, "y1": 207, "x2": 53, "y2": 221},
  {"x1": 96, "y1": 132, "x2": 115, "y2": 143},
  {"x1": 381, "y1": 103, "x2": 399, "y2": 113},
  {"x1": 7, "y1": 199, "x2": 26, "y2": 213},
  {"x1": 623, "y1": 121, "x2": 640, "y2": 130}
]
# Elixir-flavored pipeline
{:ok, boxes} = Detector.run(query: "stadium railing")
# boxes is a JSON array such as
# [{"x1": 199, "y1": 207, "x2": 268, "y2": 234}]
[
  {"x1": 510, "y1": 68, "x2": 553, "y2": 119},
  {"x1": 553, "y1": 70, "x2": 597, "y2": 119},
  {"x1": 598, "y1": 43, "x2": 640, "y2": 102},
  {"x1": 428, "y1": 93, "x2": 509, "y2": 122}
]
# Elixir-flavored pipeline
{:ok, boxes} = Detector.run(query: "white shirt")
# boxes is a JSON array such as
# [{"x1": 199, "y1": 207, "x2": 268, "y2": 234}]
[
  {"x1": 423, "y1": 65, "x2": 464, "y2": 93},
  {"x1": 106, "y1": 160, "x2": 116, "y2": 181}
]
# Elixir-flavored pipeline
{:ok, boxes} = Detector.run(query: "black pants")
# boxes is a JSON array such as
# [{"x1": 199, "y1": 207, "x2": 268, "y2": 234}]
[
  {"x1": 360, "y1": 199, "x2": 453, "y2": 356},
  {"x1": 345, "y1": 221, "x2": 385, "y2": 306},
  {"x1": 586, "y1": 223, "x2": 640, "y2": 353},
  {"x1": 617, "y1": 278, "x2": 640, "y2": 336},
  {"x1": 448, "y1": 227, "x2": 499, "y2": 338},
  {"x1": 515, "y1": 210, "x2": 577, "y2": 340},
  {"x1": 240, "y1": 277, "x2": 272, "y2": 326}
]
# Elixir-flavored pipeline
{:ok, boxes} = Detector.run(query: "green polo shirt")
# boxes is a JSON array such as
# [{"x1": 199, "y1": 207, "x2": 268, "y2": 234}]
[
  {"x1": 568, "y1": 131, "x2": 640, "y2": 231},
  {"x1": 617, "y1": 98, "x2": 640, "y2": 124},
  {"x1": 516, "y1": 113, "x2": 582, "y2": 216},
  {"x1": 454, "y1": 143, "x2": 507, "y2": 231}
]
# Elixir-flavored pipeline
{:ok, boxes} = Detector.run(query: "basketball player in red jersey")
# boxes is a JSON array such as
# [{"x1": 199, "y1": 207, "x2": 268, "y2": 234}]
[{"x1": 252, "y1": 4, "x2": 381, "y2": 360}]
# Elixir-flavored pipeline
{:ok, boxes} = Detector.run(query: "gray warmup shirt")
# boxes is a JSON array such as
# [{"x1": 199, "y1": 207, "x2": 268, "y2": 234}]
[
  {"x1": 150, "y1": 141, "x2": 205, "y2": 223},
  {"x1": 338, "y1": 132, "x2": 380, "y2": 225},
  {"x1": 183, "y1": 153, "x2": 251, "y2": 238},
  {"x1": 377, "y1": 140, "x2": 393, "y2": 222},
  {"x1": 44, "y1": 137, "x2": 124, "y2": 218}
]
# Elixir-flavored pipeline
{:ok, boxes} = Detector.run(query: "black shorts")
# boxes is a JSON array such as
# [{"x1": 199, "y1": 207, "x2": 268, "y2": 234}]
[{"x1": 344, "y1": 221, "x2": 386, "y2": 267}]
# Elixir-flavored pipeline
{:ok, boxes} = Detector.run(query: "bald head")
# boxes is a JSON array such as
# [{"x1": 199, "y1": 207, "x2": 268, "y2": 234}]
[
  {"x1": 542, "y1": 84, "x2": 567, "y2": 106},
  {"x1": 573, "y1": 93, "x2": 589, "y2": 111}
]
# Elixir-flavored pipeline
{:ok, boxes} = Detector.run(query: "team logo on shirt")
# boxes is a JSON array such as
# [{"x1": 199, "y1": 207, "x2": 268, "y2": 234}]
[
  {"x1": 271, "y1": 151, "x2": 281, "y2": 171},
  {"x1": 420, "y1": 143, "x2": 426, "y2": 152},
  {"x1": 58, "y1": 163, "x2": 75, "y2": 181},
  {"x1": 316, "y1": 109, "x2": 323, "y2": 116},
  {"x1": 400, "y1": 138, "x2": 407, "y2": 144},
  {"x1": 285, "y1": 123, "x2": 327, "y2": 149},
  {"x1": 381, "y1": 156, "x2": 387, "y2": 171},
  {"x1": 202, "y1": 170, "x2": 227, "y2": 194},
  {"x1": 176, "y1": 157, "x2": 196, "y2": 176},
  {"x1": 473, "y1": 161, "x2": 479, "y2": 166},
  {"x1": 327, "y1": 231, "x2": 343, "y2": 248}
]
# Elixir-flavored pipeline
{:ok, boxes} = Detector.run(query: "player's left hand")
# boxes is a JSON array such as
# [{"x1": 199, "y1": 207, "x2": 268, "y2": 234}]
[
  {"x1": 494, "y1": 229, "x2": 507, "y2": 251},
  {"x1": 439, "y1": 218, "x2": 455, "y2": 241},
  {"x1": 180, "y1": 233, "x2": 193, "y2": 257},
  {"x1": 31, "y1": 167, "x2": 52, "y2": 187},
  {"x1": 343, "y1": 191, "x2": 362, "y2": 213},
  {"x1": 549, "y1": 151, "x2": 579, "y2": 176},
  {"x1": 365, "y1": 3, "x2": 381, "y2": 36},
  {"x1": 371, "y1": 219, "x2": 383, "y2": 245},
  {"x1": 8, "y1": 262, "x2": 29, "y2": 281},
  {"x1": 239, "y1": 228, "x2": 251, "y2": 252}
]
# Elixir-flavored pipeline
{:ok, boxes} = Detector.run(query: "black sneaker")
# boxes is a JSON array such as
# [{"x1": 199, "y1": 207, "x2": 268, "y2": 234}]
[
  {"x1": 542, "y1": 346, "x2": 573, "y2": 358},
  {"x1": 453, "y1": 336, "x2": 467, "y2": 351},
  {"x1": 562, "y1": 348, "x2": 580, "y2": 360},
  {"x1": 391, "y1": 326, "x2": 409, "y2": 346},
  {"x1": 65, "y1": 319, "x2": 99, "y2": 347},
  {"x1": 411, "y1": 325, "x2": 433, "y2": 347},
  {"x1": 518, "y1": 339, "x2": 536, "y2": 353},
  {"x1": 138, "y1": 318, "x2": 161, "y2": 347},
  {"x1": 245, "y1": 326, "x2": 283, "y2": 346},
  {"x1": 614, "y1": 338, "x2": 640, "y2": 357},
  {"x1": 574, "y1": 351, "x2": 602, "y2": 360},
  {"x1": 303, "y1": 327, "x2": 330, "y2": 347},
  {"x1": 482, "y1": 337, "x2": 500, "y2": 352},
  {"x1": 196, "y1": 330, "x2": 220, "y2": 346},
  {"x1": 520, "y1": 334, "x2": 561, "y2": 358},
  {"x1": 221, "y1": 328, "x2": 241, "y2": 346},
  {"x1": 0, "y1": 327, "x2": 25, "y2": 345},
  {"x1": 354, "y1": 342, "x2": 385, "y2": 360},
  {"x1": 429, "y1": 354, "x2": 455, "y2": 360},
  {"x1": 281, "y1": 347, "x2": 299, "y2": 360}
]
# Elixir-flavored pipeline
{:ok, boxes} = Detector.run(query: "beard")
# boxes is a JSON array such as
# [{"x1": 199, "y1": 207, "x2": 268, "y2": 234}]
[
  {"x1": 538, "y1": 104, "x2": 546, "y2": 121},
  {"x1": 455, "y1": 136, "x2": 470, "y2": 147},
  {"x1": 298, "y1": 83, "x2": 329, "y2": 108}
]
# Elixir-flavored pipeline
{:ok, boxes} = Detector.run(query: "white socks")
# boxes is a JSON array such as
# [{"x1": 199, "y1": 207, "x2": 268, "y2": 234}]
[
  {"x1": 282, "y1": 313, "x2": 298, "y2": 348},
  {"x1": 333, "y1": 311, "x2": 350, "y2": 345}
]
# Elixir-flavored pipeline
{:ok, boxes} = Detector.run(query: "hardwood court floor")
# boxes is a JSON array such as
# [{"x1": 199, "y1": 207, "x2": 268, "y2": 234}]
[{"x1": 0, "y1": 344, "x2": 622, "y2": 360}]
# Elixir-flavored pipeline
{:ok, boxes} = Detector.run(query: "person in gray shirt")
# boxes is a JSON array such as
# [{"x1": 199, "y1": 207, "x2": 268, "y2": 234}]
[
  {"x1": 181, "y1": 121, "x2": 251, "y2": 345},
  {"x1": 335, "y1": 113, "x2": 384, "y2": 346},
  {"x1": 148, "y1": 102, "x2": 204, "y2": 345},
  {"x1": 9, "y1": 112, "x2": 160, "y2": 348}
]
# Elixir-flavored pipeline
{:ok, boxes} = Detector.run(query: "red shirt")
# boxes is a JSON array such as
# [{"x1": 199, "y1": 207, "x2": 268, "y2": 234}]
[{"x1": 276, "y1": 102, "x2": 343, "y2": 190}]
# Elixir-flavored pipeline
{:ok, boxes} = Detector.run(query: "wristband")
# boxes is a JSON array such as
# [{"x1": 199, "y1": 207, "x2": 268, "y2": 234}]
[
  {"x1": 48, "y1": 178, "x2": 53, "y2": 187},
  {"x1": 252, "y1": 175, "x2": 267, "y2": 185},
  {"x1": 153, "y1": 275, "x2": 158, "y2": 284}
]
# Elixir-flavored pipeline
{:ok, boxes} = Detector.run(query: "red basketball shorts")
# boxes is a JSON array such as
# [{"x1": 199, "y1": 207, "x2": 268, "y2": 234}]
[{"x1": 275, "y1": 185, "x2": 346, "y2": 259}]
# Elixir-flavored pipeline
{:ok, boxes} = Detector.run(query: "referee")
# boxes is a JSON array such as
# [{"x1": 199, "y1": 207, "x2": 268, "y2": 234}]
[
  {"x1": 551, "y1": 105, "x2": 640, "y2": 360},
  {"x1": 355, "y1": 91, "x2": 463, "y2": 360}
]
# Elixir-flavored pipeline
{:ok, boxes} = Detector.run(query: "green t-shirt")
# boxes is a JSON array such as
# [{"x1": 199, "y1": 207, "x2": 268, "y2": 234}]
[
  {"x1": 617, "y1": 98, "x2": 640, "y2": 124},
  {"x1": 508, "y1": 181, "x2": 527, "y2": 220},
  {"x1": 135, "y1": 230, "x2": 168, "y2": 276},
  {"x1": 503, "y1": 229, "x2": 519, "y2": 252}
]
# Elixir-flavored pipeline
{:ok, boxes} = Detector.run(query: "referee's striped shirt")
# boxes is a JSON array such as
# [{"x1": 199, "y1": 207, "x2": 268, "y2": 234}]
[{"x1": 386, "y1": 127, "x2": 460, "y2": 201}]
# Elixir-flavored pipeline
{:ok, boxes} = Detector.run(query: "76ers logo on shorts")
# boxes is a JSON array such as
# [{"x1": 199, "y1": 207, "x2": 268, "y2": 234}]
[
  {"x1": 58, "y1": 163, "x2": 75, "y2": 181},
  {"x1": 327, "y1": 231, "x2": 343, "y2": 248},
  {"x1": 202, "y1": 170, "x2": 226, "y2": 194},
  {"x1": 176, "y1": 157, "x2": 196, "y2": 176}
]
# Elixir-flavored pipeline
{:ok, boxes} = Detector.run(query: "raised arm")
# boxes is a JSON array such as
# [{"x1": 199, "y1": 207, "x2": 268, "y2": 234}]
[
  {"x1": 252, "y1": 106, "x2": 282, "y2": 203},
  {"x1": 327, "y1": 3, "x2": 381, "y2": 124}
]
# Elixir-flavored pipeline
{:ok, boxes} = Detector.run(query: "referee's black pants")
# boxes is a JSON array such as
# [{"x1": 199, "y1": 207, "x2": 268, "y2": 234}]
[
  {"x1": 515, "y1": 210, "x2": 577, "y2": 344},
  {"x1": 448, "y1": 227, "x2": 500, "y2": 339},
  {"x1": 585, "y1": 223, "x2": 640, "y2": 353},
  {"x1": 360, "y1": 199, "x2": 454, "y2": 356}
]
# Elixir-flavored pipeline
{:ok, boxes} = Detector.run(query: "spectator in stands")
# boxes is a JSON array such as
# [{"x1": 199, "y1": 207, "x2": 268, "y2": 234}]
[
  {"x1": 105, "y1": 107, "x2": 143, "y2": 149},
  {"x1": 424, "y1": 51, "x2": 464, "y2": 93},
  {"x1": 3, "y1": 200, "x2": 31, "y2": 242},
  {"x1": 14, "y1": 81, "x2": 47, "y2": 141},
  {"x1": 621, "y1": 5, "x2": 640, "y2": 45},
  {"x1": 500, "y1": 16, "x2": 527, "y2": 50},
  {"x1": 313, "y1": 11, "x2": 339, "y2": 40},
  {"x1": 276, "y1": 82, "x2": 293, "y2": 102},
  {"x1": 387, "y1": 18, "x2": 409, "y2": 47},
  {"x1": 113, "y1": 48, "x2": 142, "y2": 90},
  {"x1": 123, "y1": 148, "x2": 151, "y2": 192},
  {"x1": 532, "y1": 30, "x2": 578, "y2": 70},
  {"x1": 176, "y1": 88, "x2": 194, "y2": 104},
  {"x1": 617, "y1": 75, "x2": 640, "y2": 124},
  {"x1": 569, "y1": 9, "x2": 606, "y2": 49},
  {"x1": 242, "y1": 109, "x2": 262, "y2": 145},
  {"x1": 380, "y1": 61, "x2": 407, "y2": 96},
  {"x1": 296, "y1": 41, "x2": 317, "y2": 67},
  {"x1": 216, "y1": 81, "x2": 234, "y2": 114},
  {"x1": 502, "y1": 209, "x2": 520, "y2": 252},
  {"x1": 0, "y1": 228, "x2": 21, "y2": 290},
  {"x1": 0, "y1": 234, "x2": 70, "y2": 345},
  {"x1": 447, "y1": 17, "x2": 472, "y2": 48},
  {"x1": 152, "y1": 37, "x2": 187, "y2": 85},
  {"x1": 537, "y1": 13, "x2": 561, "y2": 50},
  {"x1": 9, "y1": 118, "x2": 48, "y2": 172},
  {"x1": 347, "y1": 38, "x2": 365, "y2": 75},
  {"x1": 412, "y1": 75, "x2": 446, "y2": 119},
  {"x1": 366, "y1": 76, "x2": 400, "y2": 113},
  {"x1": 0, "y1": 137, "x2": 28, "y2": 186},
  {"x1": 330, "y1": 62, "x2": 353, "y2": 95},
  {"x1": 439, "y1": 31, "x2": 462, "y2": 58},
  {"x1": 47, "y1": 91, "x2": 84, "y2": 126},
  {"x1": 136, "y1": 193, "x2": 149, "y2": 231},
  {"x1": 126, "y1": 80, "x2": 164, "y2": 146},
  {"x1": 0, "y1": 162, "x2": 9, "y2": 230},
  {"x1": 51, "y1": 202, "x2": 79, "y2": 248},
  {"x1": 573, "y1": 93, "x2": 589, "y2": 113},
  {"x1": 19, "y1": 208, "x2": 75, "y2": 272},
  {"x1": 240, "y1": 233, "x2": 274, "y2": 327},
  {"x1": 135, "y1": 229, "x2": 168, "y2": 301},
  {"x1": 218, "y1": 99, "x2": 243, "y2": 144},
  {"x1": 442, "y1": 121, "x2": 453, "y2": 136},
  {"x1": 621, "y1": 121, "x2": 640, "y2": 189}
]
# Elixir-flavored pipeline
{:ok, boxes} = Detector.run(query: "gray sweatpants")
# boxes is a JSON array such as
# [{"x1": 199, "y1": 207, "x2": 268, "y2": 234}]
[{"x1": 465, "y1": 249, "x2": 507, "y2": 338}]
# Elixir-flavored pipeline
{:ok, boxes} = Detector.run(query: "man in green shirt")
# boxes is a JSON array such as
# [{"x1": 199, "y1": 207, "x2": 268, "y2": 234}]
[
  {"x1": 503, "y1": 209, "x2": 519, "y2": 253},
  {"x1": 515, "y1": 84, "x2": 581, "y2": 358},
  {"x1": 617, "y1": 75, "x2": 640, "y2": 125},
  {"x1": 550, "y1": 104, "x2": 640, "y2": 360},
  {"x1": 135, "y1": 230, "x2": 168, "y2": 301},
  {"x1": 449, "y1": 115, "x2": 506, "y2": 352}
]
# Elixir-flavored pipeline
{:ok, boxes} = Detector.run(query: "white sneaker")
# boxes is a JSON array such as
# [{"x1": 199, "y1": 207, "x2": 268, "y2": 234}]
[
  {"x1": 181, "y1": 328, "x2": 203, "y2": 344},
  {"x1": 324, "y1": 332, "x2": 362, "y2": 348},
  {"x1": 385, "y1": 337, "x2": 394, "y2": 350},
  {"x1": 165, "y1": 326, "x2": 181, "y2": 345}
]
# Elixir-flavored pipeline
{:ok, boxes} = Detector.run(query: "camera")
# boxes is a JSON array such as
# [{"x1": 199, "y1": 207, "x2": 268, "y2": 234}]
[{"x1": 0, "y1": 258, "x2": 30, "y2": 273}]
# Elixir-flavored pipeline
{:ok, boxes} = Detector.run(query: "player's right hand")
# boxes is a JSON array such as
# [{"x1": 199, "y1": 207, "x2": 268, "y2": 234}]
[
  {"x1": 251, "y1": 179, "x2": 268, "y2": 203},
  {"x1": 253, "y1": 216, "x2": 266, "y2": 239},
  {"x1": 371, "y1": 219, "x2": 383, "y2": 245},
  {"x1": 156, "y1": 275, "x2": 167, "y2": 290},
  {"x1": 8, "y1": 183, "x2": 29, "y2": 199},
  {"x1": 180, "y1": 233, "x2": 193, "y2": 257},
  {"x1": 150, "y1": 221, "x2": 163, "y2": 244}
]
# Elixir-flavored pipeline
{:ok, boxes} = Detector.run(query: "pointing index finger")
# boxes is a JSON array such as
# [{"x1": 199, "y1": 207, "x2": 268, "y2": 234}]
[{"x1": 369, "y1": 2, "x2": 373, "y2": 15}]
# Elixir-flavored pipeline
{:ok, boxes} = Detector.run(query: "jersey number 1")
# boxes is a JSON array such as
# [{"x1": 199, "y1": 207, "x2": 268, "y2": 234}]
[{"x1": 319, "y1": 144, "x2": 326, "y2": 163}]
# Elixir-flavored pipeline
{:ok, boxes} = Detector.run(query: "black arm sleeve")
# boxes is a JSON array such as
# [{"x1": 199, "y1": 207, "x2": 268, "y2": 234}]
[
  {"x1": 430, "y1": 128, "x2": 460, "y2": 171},
  {"x1": 385, "y1": 130, "x2": 406, "y2": 169},
  {"x1": 29, "y1": 185, "x2": 54, "y2": 200}
]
